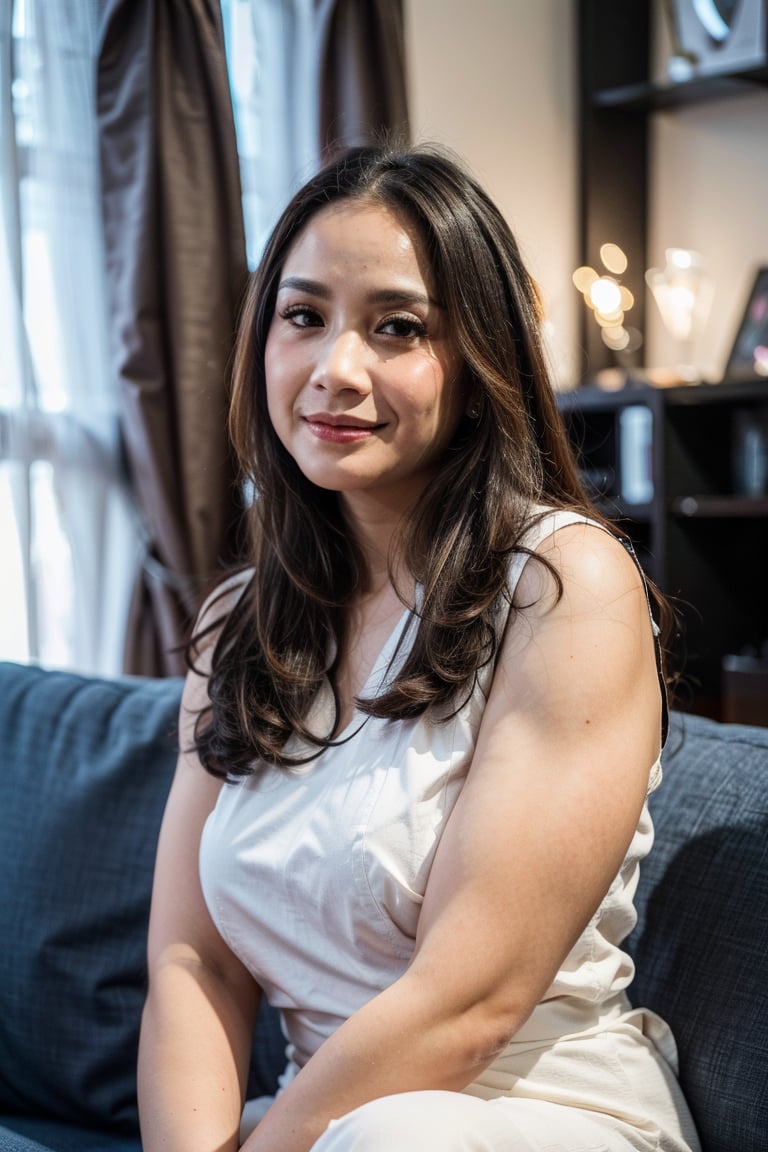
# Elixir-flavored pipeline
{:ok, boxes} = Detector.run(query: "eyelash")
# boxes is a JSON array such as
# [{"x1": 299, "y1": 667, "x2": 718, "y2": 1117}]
[
  {"x1": 281, "y1": 305, "x2": 322, "y2": 327},
  {"x1": 279, "y1": 305, "x2": 427, "y2": 341},
  {"x1": 378, "y1": 314, "x2": 427, "y2": 340}
]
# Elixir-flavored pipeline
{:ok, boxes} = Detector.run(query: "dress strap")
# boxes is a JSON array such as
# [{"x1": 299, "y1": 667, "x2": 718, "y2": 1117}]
[{"x1": 616, "y1": 533, "x2": 669, "y2": 749}]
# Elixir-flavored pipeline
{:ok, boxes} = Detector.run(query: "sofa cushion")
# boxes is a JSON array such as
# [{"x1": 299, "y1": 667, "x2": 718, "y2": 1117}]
[
  {"x1": 628, "y1": 711, "x2": 768, "y2": 1152},
  {"x1": 0, "y1": 663, "x2": 183, "y2": 1131},
  {"x1": 0, "y1": 1115, "x2": 141, "y2": 1152}
]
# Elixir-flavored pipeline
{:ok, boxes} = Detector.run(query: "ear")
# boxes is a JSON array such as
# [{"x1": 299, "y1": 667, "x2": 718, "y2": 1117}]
[{"x1": 465, "y1": 394, "x2": 482, "y2": 420}]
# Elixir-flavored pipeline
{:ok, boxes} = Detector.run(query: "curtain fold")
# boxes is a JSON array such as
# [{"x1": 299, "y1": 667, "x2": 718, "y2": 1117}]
[
  {"x1": 315, "y1": 0, "x2": 409, "y2": 159},
  {"x1": 97, "y1": 0, "x2": 248, "y2": 676}
]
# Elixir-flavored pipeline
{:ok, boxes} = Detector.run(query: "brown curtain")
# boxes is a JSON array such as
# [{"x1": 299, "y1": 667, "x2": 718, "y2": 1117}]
[
  {"x1": 97, "y1": 0, "x2": 248, "y2": 676},
  {"x1": 316, "y1": 0, "x2": 410, "y2": 159}
]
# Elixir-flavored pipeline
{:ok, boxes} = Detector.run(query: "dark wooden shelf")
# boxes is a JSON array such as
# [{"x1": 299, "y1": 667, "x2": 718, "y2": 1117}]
[
  {"x1": 558, "y1": 373, "x2": 768, "y2": 715},
  {"x1": 662, "y1": 379, "x2": 768, "y2": 406},
  {"x1": 564, "y1": 379, "x2": 768, "y2": 408},
  {"x1": 558, "y1": 386, "x2": 645, "y2": 411},
  {"x1": 671, "y1": 495, "x2": 768, "y2": 518},
  {"x1": 576, "y1": 2, "x2": 768, "y2": 719},
  {"x1": 591, "y1": 66, "x2": 768, "y2": 112}
]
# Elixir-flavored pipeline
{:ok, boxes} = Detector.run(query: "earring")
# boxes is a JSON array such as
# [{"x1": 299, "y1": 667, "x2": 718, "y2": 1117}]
[{"x1": 466, "y1": 397, "x2": 482, "y2": 420}]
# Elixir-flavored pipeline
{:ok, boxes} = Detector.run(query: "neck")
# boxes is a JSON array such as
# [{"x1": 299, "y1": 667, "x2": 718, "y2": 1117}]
[{"x1": 340, "y1": 490, "x2": 412, "y2": 599}]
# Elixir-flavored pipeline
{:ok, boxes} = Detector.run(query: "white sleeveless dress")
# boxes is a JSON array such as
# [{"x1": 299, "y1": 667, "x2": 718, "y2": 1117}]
[{"x1": 199, "y1": 510, "x2": 700, "y2": 1151}]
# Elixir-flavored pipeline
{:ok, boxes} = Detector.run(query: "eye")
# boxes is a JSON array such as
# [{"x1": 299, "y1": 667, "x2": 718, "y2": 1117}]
[
  {"x1": 280, "y1": 304, "x2": 324, "y2": 328},
  {"x1": 377, "y1": 314, "x2": 427, "y2": 340}
]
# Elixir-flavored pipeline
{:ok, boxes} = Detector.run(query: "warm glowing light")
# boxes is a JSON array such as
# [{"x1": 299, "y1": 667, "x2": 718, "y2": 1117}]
[
  {"x1": 601, "y1": 326, "x2": 630, "y2": 351},
  {"x1": 755, "y1": 346, "x2": 768, "y2": 377},
  {"x1": 646, "y1": 283, "x2": 697, "y2": 342},
  {"x1": 595, "y1": 309, "x2": 624, "y2": 327},
  {"x1": 572, "y1": 265, "x2": 598, "y2": 293},
  {"x1": 619, "y1": 286, "x2": 635, "y2": 311},
  {"x1": 573, "y1": 250, "x2": 643, "y2": 359},
  {"x1": 668, "y1": 248, "x2": 694, "y2": 270},
  {"x1": 623, "y1": 327, "x2": 643, "y2": 353},
  {"x1": 645, "y1": 249, "x2": 714, "y2": 348},
  {"x1": 588, "y1": 276, "x2": 623, "y2": 315},
  {"x1": 600, "y1": 243, "x2": 627, "y2": 275}
]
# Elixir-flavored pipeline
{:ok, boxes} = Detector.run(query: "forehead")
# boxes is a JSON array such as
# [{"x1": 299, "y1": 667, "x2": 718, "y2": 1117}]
[{"x1": 281, "y1": 199, "x2": 434, "y2": 286}]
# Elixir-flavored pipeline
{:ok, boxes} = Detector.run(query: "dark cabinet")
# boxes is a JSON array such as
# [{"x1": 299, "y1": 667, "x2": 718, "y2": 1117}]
[
  {"x1": 558, "y1": 380, "x2": 768, "y2": 719},
  {"x1": 574, "y1": 3, "x2": 768, "y2": 720}
]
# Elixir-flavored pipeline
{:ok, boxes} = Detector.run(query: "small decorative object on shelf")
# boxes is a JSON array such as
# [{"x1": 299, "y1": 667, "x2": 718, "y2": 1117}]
[
  {"x1": 619, "y1": 405, "x2": 654, "y2": 504},
  {"x1": 732, "y1": 405, "x2": 768, "y2": 496},
  {"x1": 723, "y1": 266, "x2": 768, "y2": 381},
  {"x1": 664, "y1": 0, "x2": 768, "y2": 83},
  {"x1": 645, "y1": 248, "x2": 714, "y2": 384}
]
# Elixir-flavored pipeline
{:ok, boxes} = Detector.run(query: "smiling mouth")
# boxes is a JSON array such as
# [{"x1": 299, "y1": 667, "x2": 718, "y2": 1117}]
[{"x1": 303, "y1": 415, "x2": 384, "y2": 443}]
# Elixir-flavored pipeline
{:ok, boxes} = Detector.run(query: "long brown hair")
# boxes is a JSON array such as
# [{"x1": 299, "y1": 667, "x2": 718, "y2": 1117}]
[{"x1": 194, "y1": 143, "x2": 669, "y2": 777}]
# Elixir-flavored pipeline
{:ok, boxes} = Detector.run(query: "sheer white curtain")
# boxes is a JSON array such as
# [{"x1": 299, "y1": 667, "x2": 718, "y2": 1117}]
[
  {"x1": 0, "y1": 0, "x2": 319, "y2": 674},
  {"x1": 221, "y1": 0, "x2": 319, "y2": 268},
  {"x1": 0, "y1": 0, "x2": 139, "y2": 674}
]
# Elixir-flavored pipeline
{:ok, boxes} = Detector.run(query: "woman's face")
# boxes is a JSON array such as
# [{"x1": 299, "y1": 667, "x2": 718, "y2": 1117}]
[{"x1": 264, "y1": 200, "x2": 465, "y2": 514}]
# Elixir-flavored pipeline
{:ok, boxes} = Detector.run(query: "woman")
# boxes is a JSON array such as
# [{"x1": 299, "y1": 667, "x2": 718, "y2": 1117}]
[{"x1": 138, "y1": 144, "x2": 699, "y2": 1152}]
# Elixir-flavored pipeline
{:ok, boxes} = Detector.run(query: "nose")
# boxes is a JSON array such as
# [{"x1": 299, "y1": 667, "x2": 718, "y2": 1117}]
[{"x1": 311, "y1": 329, "x2": 371, "y2": 395}]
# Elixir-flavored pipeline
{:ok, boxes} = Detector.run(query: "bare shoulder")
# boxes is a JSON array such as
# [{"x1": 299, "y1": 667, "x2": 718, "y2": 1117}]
[
  {"x1": 514, "y1": 518, "x2": 648, "y2": 631},
  {"x1": 491, "y1": 518, "x2": 661, "y2": 770}
]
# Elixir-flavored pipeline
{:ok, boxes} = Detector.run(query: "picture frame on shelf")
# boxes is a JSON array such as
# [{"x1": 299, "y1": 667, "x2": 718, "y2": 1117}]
[
  {"x1": 667, "y1": 0, "x2": 768, "y2": 79},
  {"x1": 724, "y1": 266, "x2": 768, "y2": 382}
]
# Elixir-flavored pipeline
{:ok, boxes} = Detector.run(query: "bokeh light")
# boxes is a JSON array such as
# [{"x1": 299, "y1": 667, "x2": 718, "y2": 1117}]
[
  {"x1": 599, "y1": 243, "x2": 628, "y2": 275},
  {"x1": 588, "y1": 276, "x2": 623, "y2": 315},
  {"x1": 573, "y1": 241, "x2": 640, "y2": 360}
]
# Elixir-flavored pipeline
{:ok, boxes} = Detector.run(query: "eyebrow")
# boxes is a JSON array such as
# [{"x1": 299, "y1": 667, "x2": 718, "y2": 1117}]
[{"x1": 276, "y1": 276, "x2": 440, "y2": 308}]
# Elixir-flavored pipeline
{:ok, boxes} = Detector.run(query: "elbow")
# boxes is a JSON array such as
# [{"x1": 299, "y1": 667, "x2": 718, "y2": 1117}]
[
  {"x1": 398, "y1": 958, "x2": 539, "y2": 1080},
  {"x1": 414, "y1": 982, "x2": 534, "y2": 1079},
  {"x1": 460, "y1": 996, "x2": 532, "y2": 1065}
]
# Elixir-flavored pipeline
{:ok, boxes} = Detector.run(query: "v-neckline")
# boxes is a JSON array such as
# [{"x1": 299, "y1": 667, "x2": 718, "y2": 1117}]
[{"x1": 330, "y1": 604, "x2": 414, "y2": 742}]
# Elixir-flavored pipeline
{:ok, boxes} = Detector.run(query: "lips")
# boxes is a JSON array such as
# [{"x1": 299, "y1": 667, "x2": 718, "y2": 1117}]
[{"x1": 302, "y1": 413, "x2": 383, "y2": 444}]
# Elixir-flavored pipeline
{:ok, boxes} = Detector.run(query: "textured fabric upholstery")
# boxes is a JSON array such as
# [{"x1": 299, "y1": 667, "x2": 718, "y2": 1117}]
[
  {"x1": 628, "y1": 711, "x2": 768, "y2": 1152},
  {"x1": 0, "y1": 1115, "x2": 141, "y2": 1152},
  {"x1": 0, "y1": 662, "x2": 284, "y2": 1146},
  {"x1": 0, "y1": 663, "x2": 181, "y2": 1131}
]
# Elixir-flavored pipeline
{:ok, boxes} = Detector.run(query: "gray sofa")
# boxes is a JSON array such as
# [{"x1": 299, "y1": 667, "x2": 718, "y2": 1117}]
[{"x1": 0, "y1": 661, "x2": 766, "y2": 1152}]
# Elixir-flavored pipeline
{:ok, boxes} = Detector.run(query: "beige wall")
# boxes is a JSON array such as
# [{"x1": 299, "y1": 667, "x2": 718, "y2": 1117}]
[
  {"x1": 649, "y1": 94, "x2": 768, "y2": 380},
  {"x1": 648, "y1": 6, "x2": 768, "y2": 380},
  {"x1": 404, "y1": 0, "x2": 580, "y2": 389},
  {"x1": 406, "y1": 0, "x2": 768, "y2": 386}
]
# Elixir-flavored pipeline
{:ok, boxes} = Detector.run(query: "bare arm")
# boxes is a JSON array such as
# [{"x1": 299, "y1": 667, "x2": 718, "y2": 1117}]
[
  {"x1": 242, "y1": 524, "x2": 662, "y2": 1152},
  {"x1": 138, "y1": 586, "x2": 260, "y2": 1152}
]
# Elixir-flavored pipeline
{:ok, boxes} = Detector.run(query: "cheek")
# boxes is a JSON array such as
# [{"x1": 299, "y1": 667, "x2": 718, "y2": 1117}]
[
  {"x1": 263, "y1": 385, "x2": 293, "y2": 467},
  {"x1": 420, "y1": 359, "x2": 465, "y2": 433},
  {"x1": 264, "y1": 334, "x2": 291, "y2": 421},
  {"x1": 401, "y1": 357, "x2": 453, "y2": 413}
]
